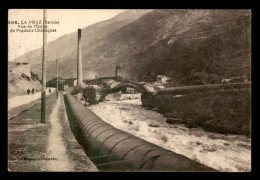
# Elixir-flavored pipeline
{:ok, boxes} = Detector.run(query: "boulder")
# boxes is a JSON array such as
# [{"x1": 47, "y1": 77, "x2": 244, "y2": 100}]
[{"x1": 166, "y1": 118, "x2": 183, "y2": 124}]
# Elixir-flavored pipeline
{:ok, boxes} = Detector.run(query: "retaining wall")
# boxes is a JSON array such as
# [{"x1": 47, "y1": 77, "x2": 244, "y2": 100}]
[{"x1": 141, "y1": 83, "x2": 251, "y2": 136}]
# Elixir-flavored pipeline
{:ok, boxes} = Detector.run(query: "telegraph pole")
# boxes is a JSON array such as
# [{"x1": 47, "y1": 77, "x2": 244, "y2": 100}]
[
  {"x1": 41, "y1": 9, "x2": 47, "y2": 124},
  {"x1": 56, "y1": 58, "x2": 58, "y2": 97}
]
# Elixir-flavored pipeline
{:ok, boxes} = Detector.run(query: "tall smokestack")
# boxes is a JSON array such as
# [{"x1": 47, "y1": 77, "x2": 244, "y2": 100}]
[{"x1": 77, "y1": 29, "x2": 83, "y2": 85}]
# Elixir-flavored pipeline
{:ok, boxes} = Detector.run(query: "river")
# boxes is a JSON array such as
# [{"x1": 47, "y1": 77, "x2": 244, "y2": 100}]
[{"x1": 88, "y1": 94, "x2": 251, "y2": 172}]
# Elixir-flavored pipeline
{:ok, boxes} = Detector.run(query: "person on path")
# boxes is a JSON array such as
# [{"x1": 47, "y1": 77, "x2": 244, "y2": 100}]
[
  {"x1": 32, "y1": 88, "x2": 35, "y2": 94},
  {"x1": 49, "y1": 88, "x2": 51, "y2": 93},
  {"x1": 27, "y1": 88, "x2": 30, "y2": 95}
]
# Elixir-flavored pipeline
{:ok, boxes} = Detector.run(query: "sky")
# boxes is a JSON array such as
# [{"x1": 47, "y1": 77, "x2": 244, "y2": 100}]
[{"x1": 8, "y1": 9, "x2": 126, "y2": 61}]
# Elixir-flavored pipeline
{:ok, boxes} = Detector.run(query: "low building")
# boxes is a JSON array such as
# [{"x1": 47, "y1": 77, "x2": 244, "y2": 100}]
[
  {"x1": 63, "y1": 78, "x2": 77, "y2": 87},
  {"x1": 63, "y1": 78, "x2": 77, "y2": 90},
  {"x1": 157, "y1": 75, "x2": 171, "y2": 84},
  {"x1": 107, "y1": 79, "x2": 116, "y2": 85},
  {"x1": 84, "y1": 76, "x2": 118, "y2": 85},
  {"x1": 47, "y1": 77, "x2": 77, "y2": 91},
  {"x1": 153, "y1": 82, "x2": 165, "y2": 91},
  {"x1": 144, "y1": 84, "x2": 156, "y2": 93},
  {"x1": 89, "y1": 85, "x2": 100, "y2": 90},
  {"x1": 64, "y1": 84, "x2": 69, "y2": 90}
]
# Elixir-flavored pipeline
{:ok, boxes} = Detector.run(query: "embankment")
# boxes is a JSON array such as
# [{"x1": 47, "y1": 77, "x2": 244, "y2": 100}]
[{"x1": 141, "y1": 83, "x2": 251, "y2": 136}]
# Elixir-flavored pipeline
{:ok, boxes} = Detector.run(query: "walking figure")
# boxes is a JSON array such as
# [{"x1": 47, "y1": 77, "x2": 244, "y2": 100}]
[
  {"x1": 27, "y1": 88, "x2": 30, "y2": 95},
  {"x1": 49, "y1": 88, "x2": 51, "y2": 93},
  {"x1": 32, "y1": 88, "x2": 35, "y2": 94}
]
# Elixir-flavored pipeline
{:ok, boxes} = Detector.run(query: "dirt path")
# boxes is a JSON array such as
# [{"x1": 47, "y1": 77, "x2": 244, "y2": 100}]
[
  {"x1": 8, "y1": 92, "x2": 98, "y2": 172},
  {"x1": 45, "y1": 92, "x2": 98, "y2": 172},
  {"x1": 45, "y1": 93, "x2": 74, "y2": 171}
]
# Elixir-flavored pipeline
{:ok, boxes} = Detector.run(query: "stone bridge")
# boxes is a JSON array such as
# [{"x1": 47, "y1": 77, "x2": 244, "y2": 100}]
[{"x1": 99, "y1": 81, "x2": 149, "y2": 102}]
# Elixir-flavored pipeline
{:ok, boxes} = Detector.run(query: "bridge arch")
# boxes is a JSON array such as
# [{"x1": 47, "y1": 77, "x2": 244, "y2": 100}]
[{"x1": 99, "y1": 82, "x2": 148, "y2": 102}]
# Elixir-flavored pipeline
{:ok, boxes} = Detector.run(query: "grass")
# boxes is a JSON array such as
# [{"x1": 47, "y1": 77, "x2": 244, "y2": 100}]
[{"x1": 8, "y1": 93, "x2": 56, "y2": 172}]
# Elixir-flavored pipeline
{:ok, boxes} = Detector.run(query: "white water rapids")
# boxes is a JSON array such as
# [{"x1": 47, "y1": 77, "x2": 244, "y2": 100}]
[{"x1": 88, "y1": 94, "x2": 251, "y2": 172}]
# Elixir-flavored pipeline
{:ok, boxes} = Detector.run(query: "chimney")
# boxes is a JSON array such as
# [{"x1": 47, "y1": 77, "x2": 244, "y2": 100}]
[{"x1": 77, "y1": 29, "x2": 83, "y2": 85}]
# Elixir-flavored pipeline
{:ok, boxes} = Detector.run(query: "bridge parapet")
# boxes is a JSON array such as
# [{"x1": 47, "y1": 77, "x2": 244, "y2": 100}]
[{"x1": 99, "y1": 82, "x2": 149, "y2": 102}]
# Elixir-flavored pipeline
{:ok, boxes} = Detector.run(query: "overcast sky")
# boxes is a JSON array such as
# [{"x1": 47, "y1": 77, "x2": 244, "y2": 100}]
[{"x1": 8, "y1": 9, "x2": 126, "y2": 61}]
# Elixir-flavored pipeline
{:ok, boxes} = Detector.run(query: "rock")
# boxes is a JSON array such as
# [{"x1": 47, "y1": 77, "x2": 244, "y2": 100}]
[
  {"x1": 148, "y1": 123, "x2": 159, "y2": 127},
  {"x1": 242, "y1": 125, "x2": 250, "y2": 136},
  {"x1": 164, "y1": 112, "x2": 183, "y2": 118},
  {"x1": 206, "y1": 148, "x2": 217, "y2": 152},
  {"x1": 166, "y1": 118, "x2": 183, "y2": 124},
  {"x1": 196, "y1": 141, "x2": 202, "y2": 145},
  {"x1": 163, "y1": 113, "x2": 168, "y2": 117},
  {"x1": 161, "y1": 135, "x2": 168, "y2": 143},
  {"x1": 237, "y1": 143, "x2": 249, "y2": 148},
  {"x1": 186, "y1": 122, "x2": 197, "y2": 128},
  {"x1": 163, "y1": 112, "x2": 174, "y2": 118},
  {"x1": 129, "y1": 121, "x2": 133, "y2": 125},
  {"x1": 152, "y1": 107, "x2": 158, "y2": 111}
]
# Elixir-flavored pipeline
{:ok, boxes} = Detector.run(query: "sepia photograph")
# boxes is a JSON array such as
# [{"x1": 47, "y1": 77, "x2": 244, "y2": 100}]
[{"x1": 8, "y1": 9, "x2": 251, "y2": 172}]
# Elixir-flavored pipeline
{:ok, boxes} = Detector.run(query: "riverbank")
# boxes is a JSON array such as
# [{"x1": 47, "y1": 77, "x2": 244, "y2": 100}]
[
  {"x1": 141, "y1": 87, "x2": 251, "y2": 136},
  {"x1": 89, "y1": 98, "x2": 251, "y2": 172}
]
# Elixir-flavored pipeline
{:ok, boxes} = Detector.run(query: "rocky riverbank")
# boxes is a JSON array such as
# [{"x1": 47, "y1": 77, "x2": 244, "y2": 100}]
[{"x1": 141, "y1": 88, "x2": 251, "y2": 136}]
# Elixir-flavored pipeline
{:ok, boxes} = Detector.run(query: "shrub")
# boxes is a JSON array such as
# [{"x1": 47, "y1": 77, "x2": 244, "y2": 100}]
[
  {"x1": 21, "y1": 73, "x2": 30, "y2": 81},
  {"x1": 71, "y1": 87, "x2": 78, "y2": 95},
  {"x1": 30, "y1": 71, "x2": 40, "y2": 81},
  {"x1": 83, "y1": 87, "x2": 99, "y2": 104}
]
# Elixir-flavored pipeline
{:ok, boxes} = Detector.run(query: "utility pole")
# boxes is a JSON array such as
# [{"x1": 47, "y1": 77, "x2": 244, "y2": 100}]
[
  {"x1": 56, "y1": 58, "x2": 58, "y2": 97},
  {"x1": 77, "y1": 29, "x2": 83, "y2": 86},
  {"x1": 41, "y1": 9, "x2": 47, "y2": 124}
]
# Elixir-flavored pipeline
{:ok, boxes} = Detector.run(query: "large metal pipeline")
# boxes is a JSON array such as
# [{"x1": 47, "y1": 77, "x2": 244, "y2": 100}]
[{"x1": 65, "y1": 93, "x2": 217, "y2": 172}]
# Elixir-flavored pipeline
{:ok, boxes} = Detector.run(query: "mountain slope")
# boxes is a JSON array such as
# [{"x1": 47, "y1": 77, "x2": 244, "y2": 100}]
[
  {"x1": 14, "y1": 10, "x2": 251, "y2": 85},
  {"x1": 82, "y1": 9, "x2": 251, "y2": 84},
  {"x1": 8, "y1": 61, "x2": 41, "y2": 98},
  {"x1": 125, "y1": 10, "x2": 251, "y2": 84},
  {"x1": 14, "y1": 10, "x2": 152, "y2": 81}
]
